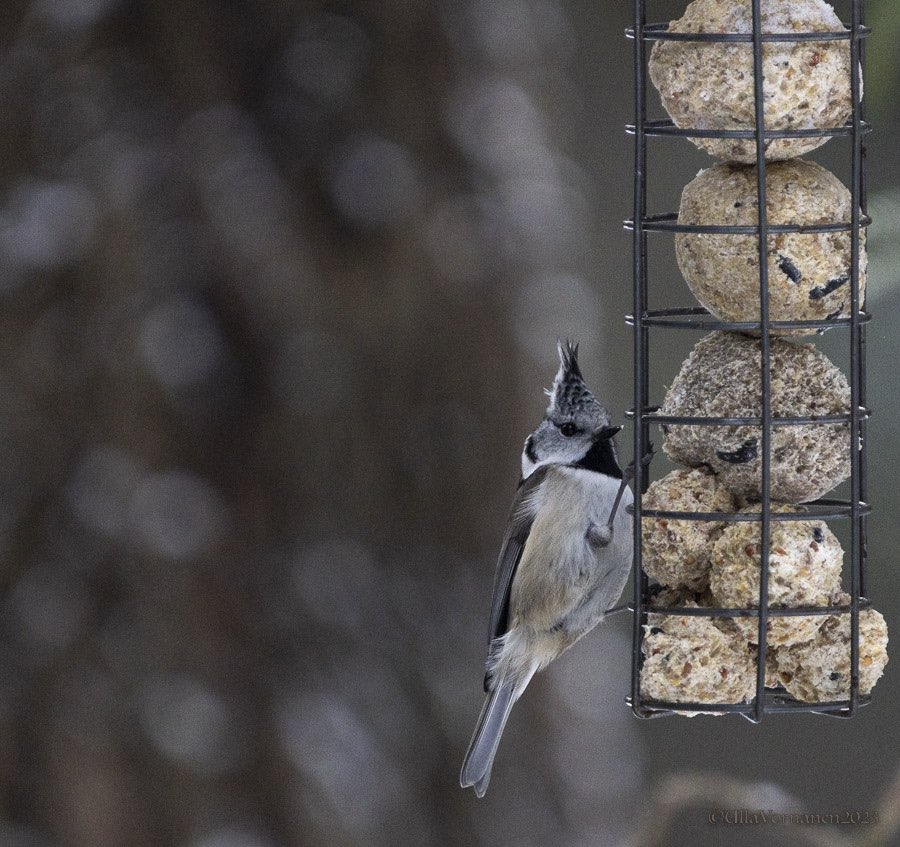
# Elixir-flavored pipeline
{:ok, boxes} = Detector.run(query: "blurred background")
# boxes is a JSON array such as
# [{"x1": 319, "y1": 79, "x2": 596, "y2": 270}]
[{"x1": 0, "y1": 0, "x2": 897, "y2": 845}]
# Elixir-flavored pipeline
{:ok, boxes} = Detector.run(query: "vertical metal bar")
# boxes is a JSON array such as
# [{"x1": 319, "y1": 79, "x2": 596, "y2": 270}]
[
  {"x1": 857, "y1": 0, "x2": 869, "y2": 603},
  {"x1": 750, "y1": 0, "x2": 771, "y2": 723},
  {"x1": 630, "y1": 0, "x2": 649, "y2": 717},
  {"x1": 848, "y1": 0, "x2": 864, "y2": 716},
  {"x1": 859, "y1": 0, "x2": 869, "y2": 218}
]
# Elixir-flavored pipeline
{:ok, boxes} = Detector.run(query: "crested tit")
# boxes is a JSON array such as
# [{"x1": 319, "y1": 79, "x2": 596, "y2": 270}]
[{"x1": 460, "y1": 341, "x2": 637, "y2": 797}]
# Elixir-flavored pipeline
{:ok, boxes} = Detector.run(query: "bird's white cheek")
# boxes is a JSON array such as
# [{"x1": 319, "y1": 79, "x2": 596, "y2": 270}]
[{"x1": 521, "y1": 453, "x2": 536, "y2": 479}]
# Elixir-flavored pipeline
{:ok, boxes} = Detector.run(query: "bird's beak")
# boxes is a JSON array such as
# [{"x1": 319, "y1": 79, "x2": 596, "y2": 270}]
[{"x1": 596, "y1": 425, "x2": 622, "y2": 440}]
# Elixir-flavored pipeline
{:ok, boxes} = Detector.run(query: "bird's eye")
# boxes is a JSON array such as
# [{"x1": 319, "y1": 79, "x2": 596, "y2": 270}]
[{"x1": 560, "y1": 422, "x2": 579, "y2": 437}]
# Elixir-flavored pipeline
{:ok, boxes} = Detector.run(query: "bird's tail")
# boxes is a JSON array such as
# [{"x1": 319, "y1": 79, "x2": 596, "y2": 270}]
[{"x1": 459, "y1": 666, "x2": 536, "y2": 797}]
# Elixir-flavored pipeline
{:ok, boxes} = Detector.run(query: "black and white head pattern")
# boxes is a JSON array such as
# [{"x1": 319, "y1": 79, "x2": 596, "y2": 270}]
[{"x1": 521, "y1": 341, "x2": 614, "y2": 478}]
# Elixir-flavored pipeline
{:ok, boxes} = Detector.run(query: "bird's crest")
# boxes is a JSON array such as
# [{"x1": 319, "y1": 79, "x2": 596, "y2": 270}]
[{"x1": 547, "y1": 339, "x2": 603, "y2": 419}]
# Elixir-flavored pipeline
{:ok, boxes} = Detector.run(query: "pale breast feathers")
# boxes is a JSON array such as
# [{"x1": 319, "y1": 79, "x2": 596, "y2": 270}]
[{"x1": 510, "y1": 467, "x2": 628, "y2": 630}]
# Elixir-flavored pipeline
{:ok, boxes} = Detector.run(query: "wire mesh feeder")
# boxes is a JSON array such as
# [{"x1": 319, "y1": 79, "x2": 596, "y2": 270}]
[{"x1": 623, "y1": 0, "x2": 873, "y2": 722}]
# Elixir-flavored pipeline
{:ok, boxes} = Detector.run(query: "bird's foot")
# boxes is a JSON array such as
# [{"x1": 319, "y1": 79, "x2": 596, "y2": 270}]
[{"x1": 623, "y1": 442, "x2": 655, "y2": 485}]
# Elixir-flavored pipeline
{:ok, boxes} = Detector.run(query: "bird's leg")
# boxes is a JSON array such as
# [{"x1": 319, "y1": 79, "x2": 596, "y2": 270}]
[{"x1": 606, "y1": 442, "x2": 655, "y2": 528}]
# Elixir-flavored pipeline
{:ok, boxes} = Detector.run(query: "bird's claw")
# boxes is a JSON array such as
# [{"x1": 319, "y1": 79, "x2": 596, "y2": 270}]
[{"x1": 624, "y1": 442, "x2": 655, "y2": 484}]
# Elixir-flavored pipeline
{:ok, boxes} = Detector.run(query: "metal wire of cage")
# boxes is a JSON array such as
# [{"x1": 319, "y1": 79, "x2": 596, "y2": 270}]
[{"x1": 624, "y1": 0, "x2": 871, "y2": 721}]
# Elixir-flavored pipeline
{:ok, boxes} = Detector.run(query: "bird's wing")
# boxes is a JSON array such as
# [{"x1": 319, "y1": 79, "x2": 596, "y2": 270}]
[{"x1": 486, "y1": 465, "x2": 549, "y2": 646}]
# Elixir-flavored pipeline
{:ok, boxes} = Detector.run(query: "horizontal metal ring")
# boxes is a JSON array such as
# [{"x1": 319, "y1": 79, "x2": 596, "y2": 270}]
[
  {"x1": 624, "y1": 407, "x2": 870, "y2": 426},
  {"x1": 626, "y1": 119, "x2": 873, "y2": 139},
  {"x1": 630, "y1": 499, "x2": 872, "y2": 522},
  {"x1": 626, "y1": 307, "x2": 872, "y2": 331},
  {"x1": 629, "y1": 695, "x2": 870, "y2": 718},
  {"x1": 625, "y1": 23, "x2": 870, "y2": 43},
  {"x1": 639, "y1": 600, "x2": 872, "y2": 618},
  {"x1": 625, "y1": 212, "x2": 872, "y2": 234}
]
